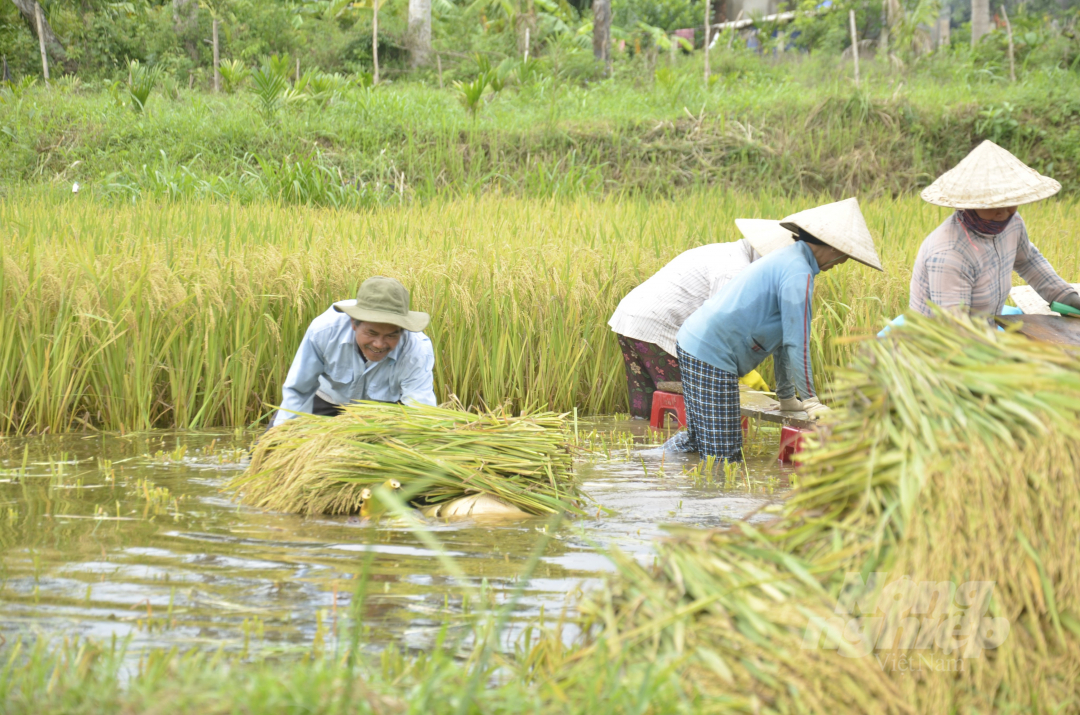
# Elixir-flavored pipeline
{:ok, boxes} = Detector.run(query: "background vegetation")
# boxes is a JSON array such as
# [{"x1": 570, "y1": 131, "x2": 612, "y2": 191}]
[
  {"x1": 3, "y1": 1, "x2": 1080, "y2": 203},
  {"x1": 3, "y1": 54, "x2": 1080, "y2": 202}
]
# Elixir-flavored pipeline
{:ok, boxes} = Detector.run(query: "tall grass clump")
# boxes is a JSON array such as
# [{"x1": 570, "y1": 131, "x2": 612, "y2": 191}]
[
  {"x1": 230, "y1": 402, "x2": 581, "y2": 515},
  {"x1": 571, "y1": 312, "x2": 1080, "y2": 712},
  {"x1": 1, "y1": 192, "x2": 1077, "y2": 433}
]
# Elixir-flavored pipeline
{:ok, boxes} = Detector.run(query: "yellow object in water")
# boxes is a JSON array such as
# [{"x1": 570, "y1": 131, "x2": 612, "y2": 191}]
[
  {"x1": 739, "y1": 370, "x2": 769, "y2": 391},
  {"x1": 358, "y1": 488, "x2": 375, "y2": 518},
  {"x1": 359, "y1": 480, "x2": 401, "y2": 519}
]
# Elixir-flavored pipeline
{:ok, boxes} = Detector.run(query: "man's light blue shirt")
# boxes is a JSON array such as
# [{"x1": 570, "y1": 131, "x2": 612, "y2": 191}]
[
  {"x1": 272, "y1": 307, "x2": 437, "y2": 427},
  {"x1": 676, "y1": 242, "x2": 820, "y2": 401}
]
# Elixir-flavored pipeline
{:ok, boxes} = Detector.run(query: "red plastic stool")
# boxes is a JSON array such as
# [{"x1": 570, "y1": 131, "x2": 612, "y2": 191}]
[
  {"x1": 649, "y1": 391, "x2": 686, "y2": 429},
  {"x1": 778, "y1": 425, "x2": 812, "y2": 464}
]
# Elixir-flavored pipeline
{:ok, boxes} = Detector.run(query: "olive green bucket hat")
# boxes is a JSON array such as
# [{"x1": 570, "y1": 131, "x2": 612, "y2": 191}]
[{"x1": 333, "y1": 276, "x2": 430, "y2": 332}]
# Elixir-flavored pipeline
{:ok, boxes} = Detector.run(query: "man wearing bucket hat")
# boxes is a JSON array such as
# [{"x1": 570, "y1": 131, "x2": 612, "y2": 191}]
[
  {"x1": 271, "y1": 276, "x2": 436, "y2": 428},
  {"x1": 607, "y1": 220, "x2": 794, "y2": 419},
  {"x1": 665, "y1": 198, "x2": 882, "y2": 463},
  {"x1": 910, "y1": 140, "x2": 1080, "y2": 318}
]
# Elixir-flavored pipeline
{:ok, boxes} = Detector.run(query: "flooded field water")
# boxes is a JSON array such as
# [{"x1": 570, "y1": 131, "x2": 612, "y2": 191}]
[{"x1": 0, "y1": 421, "x2": 791, "y2": 657}]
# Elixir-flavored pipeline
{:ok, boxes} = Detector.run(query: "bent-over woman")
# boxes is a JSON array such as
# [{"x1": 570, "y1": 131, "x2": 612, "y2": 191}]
[
  {"x1": 608, "y1": 220, "x2": 793, "y2": 418},
  {"x1": 666, "y1": 198, "x2": 883, "y2": 463}
]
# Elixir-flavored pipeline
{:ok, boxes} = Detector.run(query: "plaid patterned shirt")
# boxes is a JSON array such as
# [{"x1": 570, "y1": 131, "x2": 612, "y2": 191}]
[
  {"x1": 608, "y1": 240, "x2": 757, "y2": 356},
  {"x1": 910, "y1": 212, "x2": 1074, "y2": 317}
]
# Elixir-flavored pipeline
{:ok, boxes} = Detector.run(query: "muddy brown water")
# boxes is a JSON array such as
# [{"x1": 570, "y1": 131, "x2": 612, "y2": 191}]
[{"x1": 0, "y1": 421, "x2": 792, "y2": 656}]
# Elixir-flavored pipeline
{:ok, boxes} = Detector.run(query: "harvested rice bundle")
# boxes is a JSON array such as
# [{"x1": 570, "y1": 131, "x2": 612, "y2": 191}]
[
  {"x1": 575, "y1": 312, "x2": 1080, "y2": 713},
  {"x1": 229, "y1": 402, "x2": 582, "y2": 516}
]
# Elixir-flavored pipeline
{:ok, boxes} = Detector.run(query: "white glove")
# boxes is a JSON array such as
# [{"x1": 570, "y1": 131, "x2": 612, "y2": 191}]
[
  {"x1": 801, "y1": 397, "x2": 832, "y2": 421},
  {"x1": 779, "y1": 397, "x2": 804, "y2": 412}
]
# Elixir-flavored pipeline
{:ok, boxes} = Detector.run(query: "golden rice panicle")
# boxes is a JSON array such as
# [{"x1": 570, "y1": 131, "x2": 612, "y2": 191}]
[{"x1": 577, "y1": 312, "x2": 1080, "y2": 713}]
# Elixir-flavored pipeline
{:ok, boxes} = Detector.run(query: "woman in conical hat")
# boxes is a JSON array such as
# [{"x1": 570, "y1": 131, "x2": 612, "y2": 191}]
[
  {"x1": 607, "y1": 219, "x2": 793, "y2": 419},
  {"x1": 910, "y1": 140, "x2": 1080, "y2": 317},
  {"x1": 665, "y1": 198, "x2": 883, "y2": 464}
]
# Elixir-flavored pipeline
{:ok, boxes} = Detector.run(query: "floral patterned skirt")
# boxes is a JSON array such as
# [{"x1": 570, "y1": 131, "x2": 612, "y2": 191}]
[{"x1": 616, "y1": 334, "x2": 682, "y2": 419}]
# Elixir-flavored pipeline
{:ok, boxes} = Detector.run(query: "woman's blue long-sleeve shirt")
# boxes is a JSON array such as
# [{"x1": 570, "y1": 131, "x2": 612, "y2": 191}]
[{"x1": 676, "y1": 242, "x2": 819, "y2": 401}]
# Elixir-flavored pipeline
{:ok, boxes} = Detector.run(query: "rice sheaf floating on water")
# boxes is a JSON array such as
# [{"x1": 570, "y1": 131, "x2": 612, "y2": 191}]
[
  {"x1": 574, "y1": 311, "x2": 1080, "y2": 713},
  {"x1": 229, "y1": 402, "x2": 583, "y2": 516}
]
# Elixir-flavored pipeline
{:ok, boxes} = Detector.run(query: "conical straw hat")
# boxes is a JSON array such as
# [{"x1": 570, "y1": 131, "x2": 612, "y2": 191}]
[
  {"x1": 735, "y1": 218, "x2": 794, "y2": 257},
  {"x1": 779, "y1": 198, "x2": 883, "y2": 272},
  {"x1": 920, "y1": 140, "x2": 1060, "y2": 209}
]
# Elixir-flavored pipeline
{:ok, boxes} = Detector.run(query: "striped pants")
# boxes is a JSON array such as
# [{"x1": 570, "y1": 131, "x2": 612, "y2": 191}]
[{"x1": 664, "y1": 344, "x2": 743, "y2": 463}]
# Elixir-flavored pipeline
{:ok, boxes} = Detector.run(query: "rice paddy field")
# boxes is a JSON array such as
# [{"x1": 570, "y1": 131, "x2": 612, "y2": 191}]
[
  {"x1": 3, "y1": 191, "x2": 1078, "y2": 434},
  {"x1": 2, "y1": 187, "x2": 1080, "y2": 712},
  {"x1": 5, "y1": 38, "x2": 1080, "y2": 708}
]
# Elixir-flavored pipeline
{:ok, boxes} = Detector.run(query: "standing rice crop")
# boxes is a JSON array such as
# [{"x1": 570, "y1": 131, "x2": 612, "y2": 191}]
[
  {"x1": 1, "y1": 191, "x2": 1076, "y2": 433},
  {"x1": 568, "y1": 312, "x2": 1080, "y2": 712},
  {"x1": 229, "y1": 402, "x2": 582, "y2": 516}
]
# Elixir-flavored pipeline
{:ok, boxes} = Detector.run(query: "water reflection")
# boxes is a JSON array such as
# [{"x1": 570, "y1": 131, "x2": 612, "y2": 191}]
[{"x1": 0, "y1": 421, "x2": 792, "y2": 655}]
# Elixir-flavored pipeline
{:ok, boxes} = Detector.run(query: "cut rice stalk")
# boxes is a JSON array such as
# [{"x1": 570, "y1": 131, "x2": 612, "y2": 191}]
[{"x1": 229, "y1": 402, "x2": 584, "y2": 516}]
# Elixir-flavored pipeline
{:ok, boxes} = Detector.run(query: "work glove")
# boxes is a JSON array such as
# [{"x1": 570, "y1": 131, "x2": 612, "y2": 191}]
[
  {"x1": 779, "y1": 397, "x2": 804, "y2": 412},
  {"x1": 1058, "y1": 291, "x2": 1080, "y2": 312},
  {"x1": 739, "y1": 370, "x2": 770, "y2": 392},
  {"x1": 801, "y1": 397, "x2": 832, "y2": 421}
]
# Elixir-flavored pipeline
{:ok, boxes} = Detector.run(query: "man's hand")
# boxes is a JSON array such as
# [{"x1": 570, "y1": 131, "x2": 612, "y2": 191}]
[
  {"x1": 779, "y1": 397, "x2": 804, "y2": 412},
  {"x1": 801, "y1": 397, "x2": 832, "y2": 421},
  {"x1": 1058, "y1": 291, "x2": 1080, "y2": 312}
]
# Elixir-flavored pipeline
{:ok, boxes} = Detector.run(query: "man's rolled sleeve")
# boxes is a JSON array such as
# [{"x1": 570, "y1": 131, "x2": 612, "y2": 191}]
[
  {"x1": 273, "y1": 331, "x2": 327, "y2": 426},
  {"x1": 397, "y1": 336, "x2": 437, "y2": 407}
]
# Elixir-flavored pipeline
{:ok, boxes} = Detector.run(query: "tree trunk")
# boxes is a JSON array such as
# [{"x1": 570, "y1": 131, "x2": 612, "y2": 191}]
[
  {"x1": 879, "y1": 0, "x2": 889, "y2": 55},
  {"x1": 936, "y1": 15, "x2": 951, "y2": 48},
  {"x1": 971, "y1": 0, "x2": 990, "y2": 46},
  {"x1": 9, "y1": 0, "x2": 68, "y2": 61},
  {"x1": 703, "y1": 0, "x2": 710, "y2": 85},
  {"x1": 35, "y1": 2, "x2": 48, "y2": 81},
  {"x1": 407, "y1": 0, "x2": 432, "y2": 68},
  {"x1": 372, "y1": 0, "x2": 380, "y2": 85},
  {"x1": 212, "y1": 19, "x2": 220, "y2": 92},
  {"x1": 173, "y1": 0, "x2": 199, "y2": 63},
  {"x1": 1001, "y1": 4, "x2": 1015, "y2": 82},
  {"x1": 849, "y1": 9, "x2": 860, "y2": 88},
  {"x1": 592, "y1": 0, "x2": 610, "y2": 68}
]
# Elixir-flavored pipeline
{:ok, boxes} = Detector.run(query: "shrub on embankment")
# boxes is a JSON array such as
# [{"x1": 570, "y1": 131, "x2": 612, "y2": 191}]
[
  {"x1": 2, "y1": 193, "x2": 1078, "y2": 433},
  {"x1": 3, "y1": 56, "x2": 1080, "y2": 202}
]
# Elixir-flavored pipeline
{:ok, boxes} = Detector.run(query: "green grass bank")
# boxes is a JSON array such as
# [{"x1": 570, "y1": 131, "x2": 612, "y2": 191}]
[{"x1": 4, "y1": 55, "x2": 1080, "y2": 203}]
